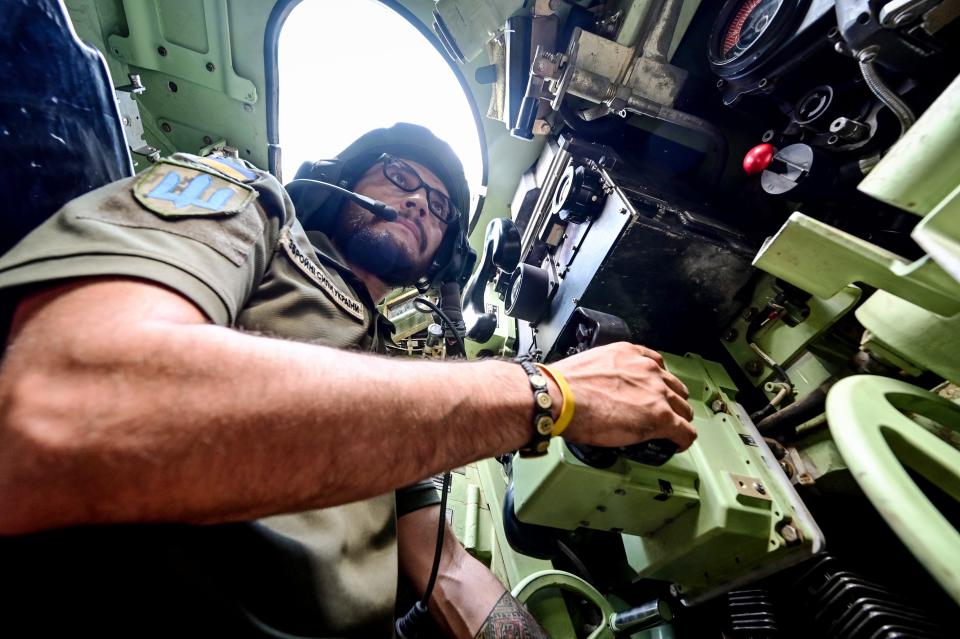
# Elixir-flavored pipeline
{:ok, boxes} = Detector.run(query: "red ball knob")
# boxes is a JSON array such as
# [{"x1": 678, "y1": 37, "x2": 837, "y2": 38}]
[{"x1": 743, "y1": 143, "x2": 776, "y2": 176}]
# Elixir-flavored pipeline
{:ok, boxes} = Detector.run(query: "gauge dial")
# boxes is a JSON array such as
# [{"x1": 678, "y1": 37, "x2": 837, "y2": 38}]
[{"x1": 719, "y1": 0, "x2": 784, "y2": 63}]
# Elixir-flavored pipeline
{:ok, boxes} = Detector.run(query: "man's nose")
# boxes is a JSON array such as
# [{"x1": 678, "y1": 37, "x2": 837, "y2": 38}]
[{"x1": 403, "y1": 193, "x2": 429, "y2": 218}]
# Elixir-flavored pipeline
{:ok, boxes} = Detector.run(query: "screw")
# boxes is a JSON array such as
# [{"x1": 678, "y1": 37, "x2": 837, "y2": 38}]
[
  {"x1": 797, "y1": 473, "x2": 814, "y2": 486},
  {"x1": 780, "y1": 524, "x2": 800, "y2": 545},
  {"x1": 206, "y1": 61, "x2": 216, "y2": 72},
  {"x1": 202, "y1": 135, "x2": 212, "y2": 145},
  {"x1": 122, "y1": 116, "x2": 130, "y2": 126},
  {"x1": 161, "y1": 122, "x2": 172, "y2": 133},
  {"x1": 711, "y1": 399, "x2": 726, "y2": 413},
  {"x1": 619, "y1": 207, "x2": 628, "y2": 215},
  {"x1": 745, "y1": 359, "x2": 764, "y2": 376},
  {"x1": 157, "y1": 46, "x2": 167, "y2": 57},
  {"x1": 571, "y1": 298, "x2": 580, "y2": 305},
  {"x1": 753, "y1": 482, "x2": 766, "y2": 495},
  {"x1": 723, "y1": 328, "x2": 739, "y2": 342}
]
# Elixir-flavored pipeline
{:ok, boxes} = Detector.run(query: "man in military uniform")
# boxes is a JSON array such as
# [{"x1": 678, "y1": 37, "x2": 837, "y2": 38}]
[{"x1": 0, "y1": 123, "x2": 695, "y2": 637}]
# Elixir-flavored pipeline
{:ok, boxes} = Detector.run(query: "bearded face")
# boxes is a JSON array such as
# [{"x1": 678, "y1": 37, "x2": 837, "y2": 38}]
[{"x1": 331, "y1": 158, "x2": 450, "y2": 287}]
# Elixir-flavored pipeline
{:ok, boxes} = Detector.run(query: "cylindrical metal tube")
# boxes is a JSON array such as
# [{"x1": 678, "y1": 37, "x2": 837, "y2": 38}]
[
  {"x1": 830, "y1": 116, "x2": 870, "y2": 141},
  {"x1": 565, "y1": 67, "x2": 618, "y2": 104},
  {"x1": 464, "y1": 483, "x2": 480, "y2": 550},
  {"x1": 561, "y1": 62, "x2": 728, "y2": 185},
  {"x1": 425, "y1": 323, "x2": 444, "y2": 348},
  {"x1": 609, "y1": 598, "x2": 673, "y2": 632}
]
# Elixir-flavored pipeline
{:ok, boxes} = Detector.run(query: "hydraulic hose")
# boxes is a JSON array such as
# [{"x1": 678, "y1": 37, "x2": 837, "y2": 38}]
[
  {"x1": 757, "y1": 381, "x2": 834, "y2": 438},
  {"x1": 858, "y1": 50, "x2": 916, "y2": 138}
]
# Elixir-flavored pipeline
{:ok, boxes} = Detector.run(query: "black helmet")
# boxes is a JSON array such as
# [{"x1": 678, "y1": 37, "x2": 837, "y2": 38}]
[{"x1": 287, "y1": 122, "x2": 474, "y2": 289}]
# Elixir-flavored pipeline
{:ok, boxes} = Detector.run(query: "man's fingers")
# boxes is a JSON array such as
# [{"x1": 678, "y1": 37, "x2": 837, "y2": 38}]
[
  {"x1": 661, "y1": 369, "x2": 689, "y2": 399},
  {"x1": 632, "y1": 345, "x2": 664, "y2": 368},
  {"x1": 667, "y1": 416, "x2": 697, "y2": 451},
  {"x1": 665, "y1": 388, "x2": 694, "y2": 422}
]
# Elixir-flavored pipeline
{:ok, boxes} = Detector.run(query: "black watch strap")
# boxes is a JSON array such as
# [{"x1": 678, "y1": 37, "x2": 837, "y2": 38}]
[{"x1": 515, "y1": 357, "x2": 554, "y2": 457}]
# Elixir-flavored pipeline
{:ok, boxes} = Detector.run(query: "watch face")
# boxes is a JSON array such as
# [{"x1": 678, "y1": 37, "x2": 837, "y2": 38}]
[{"x1": 718, "y1": 0, "x2": 785, "y2": 63}]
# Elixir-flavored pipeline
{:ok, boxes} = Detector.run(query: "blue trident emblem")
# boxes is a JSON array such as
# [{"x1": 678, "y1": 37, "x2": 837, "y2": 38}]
[{"x1": 147, "y1": 171, "x2": 236, "y2": 210}]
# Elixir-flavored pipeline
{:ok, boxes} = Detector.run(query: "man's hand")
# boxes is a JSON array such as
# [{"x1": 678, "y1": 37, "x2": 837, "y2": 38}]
[{"x1": 551, "y1": 342, "x2": 697, "y2": 451}]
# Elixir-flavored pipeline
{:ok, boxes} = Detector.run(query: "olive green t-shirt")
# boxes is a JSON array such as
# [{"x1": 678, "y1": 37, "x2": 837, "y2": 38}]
[{"x1": 0, "y1": 154, "x2": 439, "y2": 637}]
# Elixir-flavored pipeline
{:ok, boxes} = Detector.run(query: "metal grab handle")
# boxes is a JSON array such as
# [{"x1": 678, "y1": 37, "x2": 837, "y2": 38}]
[
  {"x1": 826, "y1": 375, "x2": 960, "y2": 604},
  {"x1": 511, "y1": 570, "x2": 615, "y2": 639}
]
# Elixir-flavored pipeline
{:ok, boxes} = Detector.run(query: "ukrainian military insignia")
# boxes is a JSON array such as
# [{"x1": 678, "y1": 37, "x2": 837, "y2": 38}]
[
  {"x1": 280, "y1": 227, "x2": 366, "y2": 322},
  {"x1": 194, "y1": 155, "x2": 258, "y2": 183},
  {"x1": 133, "y1": 158, "x2": 257, "y2": 218}
]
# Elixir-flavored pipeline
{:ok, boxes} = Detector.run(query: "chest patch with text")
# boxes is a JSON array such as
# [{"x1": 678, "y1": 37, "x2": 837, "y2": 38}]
[{"x1": 280, "y1": 227, "x2": 366, "y2": 322}]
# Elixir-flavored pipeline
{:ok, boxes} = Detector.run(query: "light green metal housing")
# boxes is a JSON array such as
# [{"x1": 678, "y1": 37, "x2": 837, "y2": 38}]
[{"x1": 511, "y1": 353, "x2": 823, "y2": 601}]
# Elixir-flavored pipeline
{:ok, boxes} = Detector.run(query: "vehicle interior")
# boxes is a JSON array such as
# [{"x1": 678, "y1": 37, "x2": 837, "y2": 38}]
[{"x1": 2, "y1": 0, "x2": 959, "y2": 637}]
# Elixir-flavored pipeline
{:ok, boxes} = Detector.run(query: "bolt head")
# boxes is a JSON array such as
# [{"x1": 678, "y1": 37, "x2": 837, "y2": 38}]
[
  {"x1": 753, "y1": 482, "x2": 766, "y2": 494},
  {"x1": 780, "y1": 524, "x2": 800, "y2": 544}
]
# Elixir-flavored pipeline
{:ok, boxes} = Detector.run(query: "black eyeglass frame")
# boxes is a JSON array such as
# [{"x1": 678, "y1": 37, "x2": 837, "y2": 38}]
[{"x1": 378, "y1": 154, "x2": 460, "y2": 225}]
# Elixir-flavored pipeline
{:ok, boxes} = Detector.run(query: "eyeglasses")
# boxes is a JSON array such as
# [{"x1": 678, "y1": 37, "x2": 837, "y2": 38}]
[{"x1": 379, "y1": 154, "x2": 460, "y2": 225}]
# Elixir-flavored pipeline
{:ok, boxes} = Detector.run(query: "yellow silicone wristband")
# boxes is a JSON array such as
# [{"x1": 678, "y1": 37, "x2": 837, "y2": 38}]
[{"x1": 536, "y1": 364, "x2": 575, "y2": 437}]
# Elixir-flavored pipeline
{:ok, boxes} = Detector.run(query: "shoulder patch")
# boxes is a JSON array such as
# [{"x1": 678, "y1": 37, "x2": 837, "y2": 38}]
[
  {"x1": 133, "y1": 159, "x2": 257, "y2": 218},
  {"x1": 194, "y1": 156, "x2": 259, "y2": 183}
]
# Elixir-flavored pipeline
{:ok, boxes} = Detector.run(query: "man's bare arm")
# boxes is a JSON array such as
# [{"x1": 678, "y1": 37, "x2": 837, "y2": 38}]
[
  {"x1": 398, "y1": 505, "x2": 532, "y2": 638},
  {"x1": 0, "y1": 278, "x2": 694, "y2": 534}
]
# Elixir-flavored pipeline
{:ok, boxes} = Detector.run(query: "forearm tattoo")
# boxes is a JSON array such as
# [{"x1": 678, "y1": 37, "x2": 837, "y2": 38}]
[{"x1": 474, "y1": 591, "x2": 549, "y2": 639}]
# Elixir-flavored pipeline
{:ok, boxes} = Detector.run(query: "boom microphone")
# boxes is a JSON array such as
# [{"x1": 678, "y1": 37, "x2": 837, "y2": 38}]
[{"x1": 286, "y1": 178, "x2": 398, "y2": 221}]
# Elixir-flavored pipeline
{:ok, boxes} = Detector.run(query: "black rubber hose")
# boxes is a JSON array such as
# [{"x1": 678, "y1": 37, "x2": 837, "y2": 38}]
[
  {"x1": 653, "y1": 105, "x2": 728, "y2": 187},
  {"x1": 756, "y1": 381, "x2": 833, "y2": 437}
]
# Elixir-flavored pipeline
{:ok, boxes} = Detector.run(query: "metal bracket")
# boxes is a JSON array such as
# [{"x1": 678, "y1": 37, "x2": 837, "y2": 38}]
[
  {"x1": 729, "y1": 473, "x2": 772, "y2": 502},
  {"x1": 754, "y1": 212, "x2": 960, "y2": 316},
  {"x1": 107, "y1": 0, "x2": 258, "y2": 104}
]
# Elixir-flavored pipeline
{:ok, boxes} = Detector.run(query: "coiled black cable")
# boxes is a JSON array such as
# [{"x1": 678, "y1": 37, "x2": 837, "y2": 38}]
[
  {"x1": 397, "y1": 295, "x2": 467, "y2": 638},
  {"x1": 413, "y1": 295, "x2": 467, "y2": 358}
]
